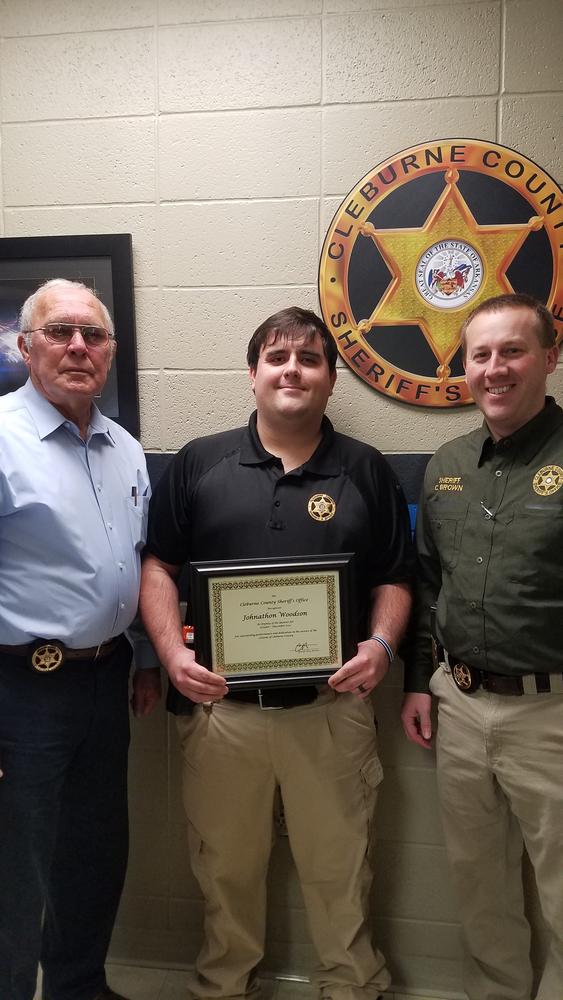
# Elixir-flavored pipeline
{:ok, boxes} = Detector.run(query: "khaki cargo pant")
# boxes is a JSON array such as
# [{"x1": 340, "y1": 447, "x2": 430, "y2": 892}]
[
  {"x1": 430, "y1": 667, "x2": 563, "y2": 1000},
  {"x1": 176, "y1": 688, "x2": 390, "y2": 1000}
]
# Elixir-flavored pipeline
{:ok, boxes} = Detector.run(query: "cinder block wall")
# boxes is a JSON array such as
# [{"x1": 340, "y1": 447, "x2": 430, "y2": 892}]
[{"x1": 1, "y1": 1, "x2": 561, "y2": 995}]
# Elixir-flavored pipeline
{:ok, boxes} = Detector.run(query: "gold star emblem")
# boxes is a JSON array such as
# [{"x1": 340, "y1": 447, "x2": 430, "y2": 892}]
[
  {"x1": 319, "y1": 139, "x2": 563, "y2": 408},
  {"x1": 533, "y1": 465, "x2": 563, "y2": 496},
  {"x1": 357, "y1": 168, "x2": 543, "y2": 381},
  {"x1": 308, "y1": 494, "x2": 336, "y2": 522},
  {"x1": 30, "y1": 642, "x2": 65, "y2": 672},
  {"x1": 452, "y1": 662, "x2": 474, "y2": 690}
]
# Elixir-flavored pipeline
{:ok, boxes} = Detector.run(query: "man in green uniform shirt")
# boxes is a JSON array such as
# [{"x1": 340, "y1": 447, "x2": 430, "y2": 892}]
[{"x1": 402, "y1": 293, "x2": 563, "y2": 1000}]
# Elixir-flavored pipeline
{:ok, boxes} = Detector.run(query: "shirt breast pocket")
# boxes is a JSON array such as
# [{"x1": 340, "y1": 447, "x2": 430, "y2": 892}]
[
  {"x1": 126, "y1": 495, "x2": 149, "y2": 550},
  {"x1": 428, "y1": 501, "x2": 469, "y2": 572},
  {"x1": 502, "y1": 502, "x2": 563, "y2": 586}
]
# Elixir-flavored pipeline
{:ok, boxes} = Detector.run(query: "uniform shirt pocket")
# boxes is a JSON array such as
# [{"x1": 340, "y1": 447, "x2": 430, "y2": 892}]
[
  {"x1": 428, "y1": 500, "x2": 469, "y2": 572},
  {"x1": 501, "y1": 502, "x2": 563, "y2": 587}
]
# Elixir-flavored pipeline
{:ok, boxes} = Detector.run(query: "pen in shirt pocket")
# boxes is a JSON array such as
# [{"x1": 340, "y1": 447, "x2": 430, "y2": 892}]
[{"x1": 131, "y1": 486, "x2": 138, "y2": 506}]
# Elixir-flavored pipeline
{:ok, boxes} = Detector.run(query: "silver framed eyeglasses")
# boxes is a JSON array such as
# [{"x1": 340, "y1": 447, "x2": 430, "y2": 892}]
[{"x1": 26, "y1": 323, "x2": 113, "y2": 348}]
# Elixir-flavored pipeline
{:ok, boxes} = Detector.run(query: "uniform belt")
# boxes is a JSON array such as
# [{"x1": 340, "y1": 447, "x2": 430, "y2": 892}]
[
  {"x1": 0, "y1": 637, "x2": 121, "y2": 673},
  {"x1": 227, "y1": 686, "x2": 319, "y2": 710},
  {"x1": 438, "y1": 644, "x2": 563, "y2": 696}
]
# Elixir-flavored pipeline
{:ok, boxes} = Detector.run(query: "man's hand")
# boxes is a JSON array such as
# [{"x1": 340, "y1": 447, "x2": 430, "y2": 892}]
[
  {"x1": 401, "y1": 692, "x2": 433, "y2": 748},
  {"x1": 139, "y1": 554, "x2": 228, "y2": 702},
  {"x1": 131, "y1": 667, "x2": 162, "y2": 717},
  {"x1": 168, "y1": 647, "x2": 229, "y2": 703},
  {"x1": 328, "y1": 638, "x2": 389, "y2": 698}
]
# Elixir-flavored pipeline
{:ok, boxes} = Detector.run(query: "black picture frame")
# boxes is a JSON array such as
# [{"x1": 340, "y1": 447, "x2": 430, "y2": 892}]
[
  {"x1": 0, "y1": 233, "x2": 139, "y2": 437},
  {"x1": 190, "y1": 553, "x2": 354, "y2": 690}
]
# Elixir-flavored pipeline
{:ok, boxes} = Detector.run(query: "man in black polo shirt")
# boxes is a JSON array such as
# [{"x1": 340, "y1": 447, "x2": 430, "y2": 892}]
[
  {"x1": 402, "y1": 294, "x2": 563, "y2": 1000},
  {"x1": 140, "y1": 307, "x2": 412, "y2": 1000}
]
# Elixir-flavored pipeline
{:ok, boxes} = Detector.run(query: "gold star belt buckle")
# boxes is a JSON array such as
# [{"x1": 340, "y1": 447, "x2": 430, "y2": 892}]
[
  {"x1": 29, "y1": 639, "x2": 66, "y2": 673},
  {"x1": 452, "y1": 661, "x2": 480, "y2": 694}
]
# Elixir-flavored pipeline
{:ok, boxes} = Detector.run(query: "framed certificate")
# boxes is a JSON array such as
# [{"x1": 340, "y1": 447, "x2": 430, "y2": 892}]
[{"x1": 190, "y1": 553, "x2": 354, "y2": 689}]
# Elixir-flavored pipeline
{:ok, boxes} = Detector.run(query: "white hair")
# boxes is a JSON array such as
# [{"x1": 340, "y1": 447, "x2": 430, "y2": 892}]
[{"x1": 20, "y1": 278, "x2": 115, "y2": 347}]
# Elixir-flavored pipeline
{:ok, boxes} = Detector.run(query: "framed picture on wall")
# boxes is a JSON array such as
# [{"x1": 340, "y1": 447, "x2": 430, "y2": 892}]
[{"x1": 0, "y1": 233, "x2": 140, "y2": 437}]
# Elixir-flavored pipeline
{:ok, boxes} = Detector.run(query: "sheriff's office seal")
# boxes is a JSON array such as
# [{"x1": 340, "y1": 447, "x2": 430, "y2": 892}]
[
  {"x1": 308, "y1": 494, "x2": 336, "y2": 522},
  {"x1": 533, "y1": 465, "x2": 563, "y2": 496},
  {"x1": 415, "y1": 239, "x2": 483, "y2": 309},
  {"x1": 319, "y1": 139, "x2": 563, "y2": 408}
]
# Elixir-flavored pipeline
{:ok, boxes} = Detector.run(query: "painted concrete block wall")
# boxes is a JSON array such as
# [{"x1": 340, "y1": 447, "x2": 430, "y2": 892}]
[{"x1": 0, "y1": 0, "x2": 561, "y2": 994}]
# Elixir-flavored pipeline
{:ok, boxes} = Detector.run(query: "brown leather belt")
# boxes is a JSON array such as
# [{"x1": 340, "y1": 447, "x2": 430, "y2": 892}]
[
  {"x1": 436, "y1": 643, "x2": 562, "y2": 696},
  {"x1": 0, "y1": 637, "x2": 121, "y2": 673},
  {"x1": 450, "y1": 663, "x2": 558, "y2": 695}
]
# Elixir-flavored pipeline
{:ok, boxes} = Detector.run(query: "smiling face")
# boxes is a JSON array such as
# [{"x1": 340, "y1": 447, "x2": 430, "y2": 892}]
[
  {"x1": 18, "y1": 284, "x2": 115, "y2": 422},
  {"x1": 464, "y1": 305, "x2": 559, "y2": 440},
  {"x1": 249, "y1": 330, "x2": 336, "y2": 431}
]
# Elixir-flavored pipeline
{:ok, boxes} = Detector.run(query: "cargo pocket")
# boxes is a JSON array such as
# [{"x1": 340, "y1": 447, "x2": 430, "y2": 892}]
[{"x1": 361, "y1": 754, "x2": 384, "y2": 847}]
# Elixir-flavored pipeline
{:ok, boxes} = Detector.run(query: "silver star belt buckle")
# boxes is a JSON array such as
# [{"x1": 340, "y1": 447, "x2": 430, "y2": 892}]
[{"x1": 29, "y1": 639, "x2": 66, "y2": 673}]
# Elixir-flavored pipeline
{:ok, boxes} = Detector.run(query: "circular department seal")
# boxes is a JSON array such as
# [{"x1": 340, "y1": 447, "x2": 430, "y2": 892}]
[
  {"x1": 319, "y1": 139, "x2": 563, "y2": 408},
  {"x1": 416, "y1": 239, "x2": 483, "y2": 309},
  {"x1": 307, "y1": 493, "x2": 336, "y2": 522},
  {"x1": 533, "y1": 465, "x2": 563, "y2": 496}
]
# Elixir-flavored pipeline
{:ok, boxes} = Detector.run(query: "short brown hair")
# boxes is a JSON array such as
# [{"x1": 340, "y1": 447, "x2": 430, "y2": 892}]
[
  {"x1": 461, "y1": 293, "x2": 556, "y2": 357},
  {"x1": 247, "y1": 307, "x2": 337, "y2": 373}
]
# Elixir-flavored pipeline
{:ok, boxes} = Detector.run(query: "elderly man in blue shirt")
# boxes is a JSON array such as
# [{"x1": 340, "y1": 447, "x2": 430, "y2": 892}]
[{"x1": 0, "y1": 279, "x2": 160, "y2": 1000}]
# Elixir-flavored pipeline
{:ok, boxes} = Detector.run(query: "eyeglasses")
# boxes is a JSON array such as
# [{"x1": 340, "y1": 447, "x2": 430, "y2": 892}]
[{"x1": 26, "y1": 323, "x2": 113, "y2": 348}]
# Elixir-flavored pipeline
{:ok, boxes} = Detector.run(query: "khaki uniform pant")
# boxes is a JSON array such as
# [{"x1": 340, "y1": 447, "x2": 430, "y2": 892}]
[
  {"x1": 430, "y1": 667, "x2": 563, "y2": 1000},
  {"x1": 176, "y1": 689, "x2": 389, "y2": 1000}
]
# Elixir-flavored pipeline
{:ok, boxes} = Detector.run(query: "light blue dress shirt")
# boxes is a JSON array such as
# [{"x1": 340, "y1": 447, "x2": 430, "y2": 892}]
[{"x1": 0, "y1": 379, "x2": 150, "y2": 648}]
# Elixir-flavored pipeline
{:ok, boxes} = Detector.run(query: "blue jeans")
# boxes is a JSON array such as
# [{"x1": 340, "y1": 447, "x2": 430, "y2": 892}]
[{"x1": 0, "y1": 637, "x2": 132, "y2": 1000}]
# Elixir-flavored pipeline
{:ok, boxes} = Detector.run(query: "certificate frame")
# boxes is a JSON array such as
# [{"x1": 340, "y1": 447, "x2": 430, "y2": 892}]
[{"x1": 190, "y1": 553, "x2": 354, "y2": 689}]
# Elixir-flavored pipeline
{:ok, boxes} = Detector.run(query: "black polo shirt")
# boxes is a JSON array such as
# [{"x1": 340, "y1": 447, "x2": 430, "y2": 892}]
[{"x1": 147, "y1": 412, "x2": 413, "y2": 712}]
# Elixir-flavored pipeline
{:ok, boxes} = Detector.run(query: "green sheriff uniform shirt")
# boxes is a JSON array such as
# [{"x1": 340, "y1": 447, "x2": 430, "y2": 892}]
[{"x1": 405, "y1": 396, "x2": 563, "y2": 693}]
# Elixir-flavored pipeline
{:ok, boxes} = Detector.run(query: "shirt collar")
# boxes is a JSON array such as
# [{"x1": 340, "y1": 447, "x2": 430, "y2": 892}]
[
  {"x1": 88, "y1": 403, "x2": 116, "y2": 444},
  {"x1": 21, "y1": 378, "x2": 115, "y2": 445},
  {"x1": 477, "y1": 397, "x2": 563, "y2": 466},
  {"x1": 239, "y1": 410, "x2": 340, "y2": 476}
]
